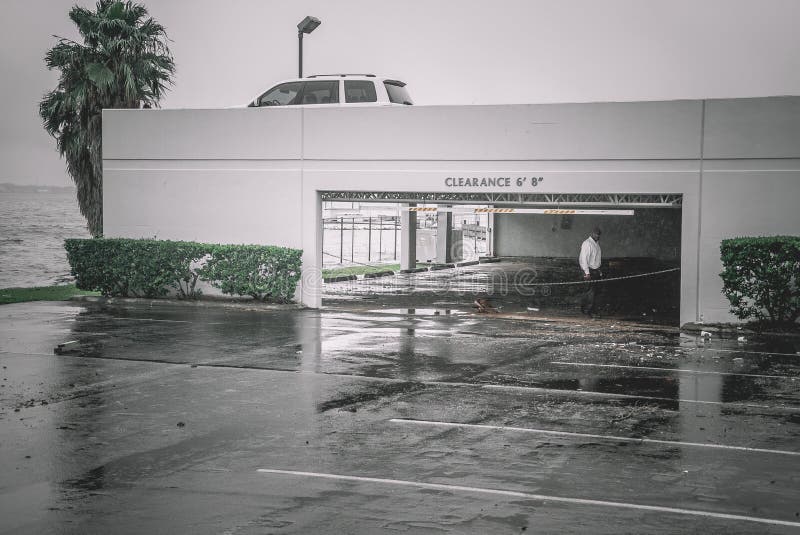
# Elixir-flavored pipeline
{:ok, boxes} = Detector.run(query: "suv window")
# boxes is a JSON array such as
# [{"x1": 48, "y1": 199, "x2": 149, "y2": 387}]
[
  {"x1": 344, "y1": 80, "x2": 377, "y2": 103},
  {"x1": 384, "y1": 81, "x2": 413, "y2": 105},
  {"x1": 300, "y1": 80, "x2": 339, "y2": 104},
  {"x1": 257, "y1": 82, "x2": 302, "y2": 106}
]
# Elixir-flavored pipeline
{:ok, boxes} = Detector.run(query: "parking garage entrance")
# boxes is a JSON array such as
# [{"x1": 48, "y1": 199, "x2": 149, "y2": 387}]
[{"x1": 319, "y1": 191, "x2": 683, "y2": 325}]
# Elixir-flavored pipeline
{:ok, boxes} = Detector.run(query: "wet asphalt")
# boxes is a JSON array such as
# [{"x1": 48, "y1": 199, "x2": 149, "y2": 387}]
[{"x1": 1, "y1": 298, "x2": 799, "y2": 534}]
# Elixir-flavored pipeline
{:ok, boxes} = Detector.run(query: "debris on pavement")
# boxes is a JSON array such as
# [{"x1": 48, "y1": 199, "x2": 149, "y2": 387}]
[
  {"x1": 54, "y1": 340, "x2": 82, "y2": 355},
  {"x1": 473, "y1": 298, "x2": 499, "y2": 313}
]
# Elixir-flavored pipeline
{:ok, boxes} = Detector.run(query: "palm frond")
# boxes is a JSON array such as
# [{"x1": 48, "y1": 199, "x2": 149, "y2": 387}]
[{"x1": 40, "y1": 0, "x2": 175, "y2": 236}]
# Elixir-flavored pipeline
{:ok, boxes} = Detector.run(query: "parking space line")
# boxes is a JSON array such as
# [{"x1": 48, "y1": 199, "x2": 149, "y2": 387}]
[
  {"x1": 388, "y1": 418, "x2": 800, "y2": 456},
  {"x1": 256, "y1": 468, "x2": 800, "y2": 528},
  {"x1": 34, "y1": 351, "x2": 800, "y2": 413},
  {"x1": 552, "y1": 361, "x2": 796, "y2": 380},
  {"x1": 692, "y1": 347, "x2": 800, "y2": 358},
  {"x1": 480, "y1": 383, "x2": 800, "y2": 411},
  {"x1": 118, "y1": 317, "x2": 191, "y2": 323}
]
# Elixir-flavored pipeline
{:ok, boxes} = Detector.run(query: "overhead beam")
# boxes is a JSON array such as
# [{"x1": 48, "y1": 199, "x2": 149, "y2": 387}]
[
  {"x1": 319, "y1": 191, "x2": 683, "y2": 207},
  {"x1": 405, "y1": 207, "x2": 635, "y2": 215}
]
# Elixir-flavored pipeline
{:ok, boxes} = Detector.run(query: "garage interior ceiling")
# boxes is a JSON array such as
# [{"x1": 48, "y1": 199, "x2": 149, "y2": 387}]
[{"x1": 320, "y1": 191, "x2": 683, "y2": 208}]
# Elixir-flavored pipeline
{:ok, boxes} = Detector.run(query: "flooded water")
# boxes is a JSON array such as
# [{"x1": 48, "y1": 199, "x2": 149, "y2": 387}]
[
  {"x1": 0, "y1": 189, "x2": 89, "y2": 288},
  {"x1": 373, "y1": 308, "x2": 466, "y2": 316}
]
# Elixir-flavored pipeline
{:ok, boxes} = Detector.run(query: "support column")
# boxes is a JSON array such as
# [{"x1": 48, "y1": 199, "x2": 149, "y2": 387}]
[
  {"x1": 400, "y1": 203, "x2": 417, "y2": 271},
  {"x1": 487, "y1": 211, "x2": 496, "y2": 257},
  {"x1": 300, "y1": 190, "x2": 322, "y2": 308},
  {"x1": 436, "y1": 205, "x2": 453, "y2": 264}
]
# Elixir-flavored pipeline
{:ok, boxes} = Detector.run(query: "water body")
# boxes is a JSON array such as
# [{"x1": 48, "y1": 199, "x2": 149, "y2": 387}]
[{"x1": 0, "y1": 189, "x2": 90, "y2": 288}]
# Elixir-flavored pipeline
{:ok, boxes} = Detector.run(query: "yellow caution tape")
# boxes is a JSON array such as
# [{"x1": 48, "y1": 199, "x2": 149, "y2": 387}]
[{"x1": 474, "y1": 208, "x2": 515, "y2": 213}]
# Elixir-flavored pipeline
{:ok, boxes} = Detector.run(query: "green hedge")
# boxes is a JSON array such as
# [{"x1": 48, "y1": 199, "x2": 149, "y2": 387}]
[
  {"x1": 200, "y1": 244, "x2": 302, "y2": 302},
  {"x1": 65, "y1": 238, "x2": 302, "y2": 302},
  {"x1": 720, "y1": 236, "x2": 800, "y2": 324}
]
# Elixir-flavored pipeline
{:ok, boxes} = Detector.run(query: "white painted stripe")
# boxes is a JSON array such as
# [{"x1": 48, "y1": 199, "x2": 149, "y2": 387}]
[
  {"x1": 300, "y1": 372, "x2": 800, "y2": 412},
  {"x1": 389, "y1": 418, "x2": 800, "y2": 457},
  {"x1": 552, "y1": 361, "x2": 795, "y2": 380},
  {"x1": 256, "y1": 468, "x2": 800, "y2": 528},
  {"x1": 30, "y1": 350, "x2": 800, "y2": 413},
  {"x1": 402, "y1": 207, "x2": 635, "y2": 216},
  {"x1": 119, "y1": 317, "x2": 190, "y2": 323},
  {"x1": 694, "y1": 347, "x2": 800, "y2": 358},
  {"x1": 479, "y1": 383, "x2": 800, "y2": 412}
]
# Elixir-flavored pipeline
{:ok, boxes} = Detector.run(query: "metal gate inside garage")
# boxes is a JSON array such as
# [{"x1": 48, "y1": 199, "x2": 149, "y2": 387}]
[{"x1": 320, "y1": 191, "x2": 682, "y2": 325}]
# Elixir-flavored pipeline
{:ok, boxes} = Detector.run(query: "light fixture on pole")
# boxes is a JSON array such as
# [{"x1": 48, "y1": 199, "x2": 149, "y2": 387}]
[{"x1": 297, "y1": 16, "x2": 321, "y2": 78}]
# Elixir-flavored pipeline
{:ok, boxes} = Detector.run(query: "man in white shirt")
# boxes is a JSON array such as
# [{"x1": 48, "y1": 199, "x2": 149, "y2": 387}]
[{"x1": 578, "y1": 227, "x2": 603, "y2": 316}]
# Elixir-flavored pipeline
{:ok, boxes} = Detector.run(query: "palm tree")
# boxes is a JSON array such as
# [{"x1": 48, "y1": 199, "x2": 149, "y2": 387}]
[{"x1": 40, "y1": 1, "x2": 175, "y2": 236}]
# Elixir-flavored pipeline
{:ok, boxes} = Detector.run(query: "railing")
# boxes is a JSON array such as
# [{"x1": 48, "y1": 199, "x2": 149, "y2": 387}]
[{"x1": 321, "y1": 216, "x2": 488, "y2": 266}]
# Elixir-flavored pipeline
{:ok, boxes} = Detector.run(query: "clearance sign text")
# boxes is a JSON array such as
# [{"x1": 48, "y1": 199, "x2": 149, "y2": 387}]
[{"x1": 444, "y1": 176, "x2": 544, "y2": 188}]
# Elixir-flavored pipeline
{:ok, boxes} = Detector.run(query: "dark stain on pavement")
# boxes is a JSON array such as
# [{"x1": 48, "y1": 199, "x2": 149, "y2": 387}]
[
  {"x1": 65, "y1": 465, "x2": 106, "y2": 491},
  {"x1": 317, "y1": 381, "x2": 427, "y2": 412}
]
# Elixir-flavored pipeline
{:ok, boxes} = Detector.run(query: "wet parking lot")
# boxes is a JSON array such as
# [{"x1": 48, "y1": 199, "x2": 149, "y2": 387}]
[{"x1": 1, "y1": 299, "x2": 799, "y2": 534}]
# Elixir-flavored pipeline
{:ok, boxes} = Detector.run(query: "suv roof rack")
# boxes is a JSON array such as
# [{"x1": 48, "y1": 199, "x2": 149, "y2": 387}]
[{"x1": 307, "y1": 74, "x2": 376, "y2": 78}]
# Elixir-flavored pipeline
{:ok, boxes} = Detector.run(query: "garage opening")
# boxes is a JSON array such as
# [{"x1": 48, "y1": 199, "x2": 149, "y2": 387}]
[{"x1": 320, "y1": 191, "x2": 682, "y2": 325}]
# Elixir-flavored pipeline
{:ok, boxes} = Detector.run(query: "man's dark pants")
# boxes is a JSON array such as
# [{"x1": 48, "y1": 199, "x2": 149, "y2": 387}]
[{"x1": 580, "y1": 268, "x2": 603, "y2": 315}]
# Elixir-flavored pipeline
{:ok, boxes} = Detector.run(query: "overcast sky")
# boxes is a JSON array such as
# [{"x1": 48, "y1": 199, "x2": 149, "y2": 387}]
[{"x1": 2, "y1": 0, "x2": 799, "y2": 185}]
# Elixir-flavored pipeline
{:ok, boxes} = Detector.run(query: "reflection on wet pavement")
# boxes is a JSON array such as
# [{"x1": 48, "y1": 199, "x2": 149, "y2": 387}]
[{"x1": 0, "y1": 300, "x2": 799, "y2": 534}]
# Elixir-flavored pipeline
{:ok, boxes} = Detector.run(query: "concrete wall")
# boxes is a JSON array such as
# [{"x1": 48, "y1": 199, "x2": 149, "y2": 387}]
[
  {"x1": 103, "y1": 108, "x2": 304, "y2": 246},
  {"x1": 696, "y1": 169, "x2": 800, "y2": 322},
  {"x1": 302, "y1": 101, "x2": 702, "y2": 160},
  {"x1": 104, "y1": 167, "x2": 303, "y2": 246},
  {"x1": 102, "y1": 96, "x2": 800, "y2": 325},
  {"x1": 104, "y1": 108, "x2": 303, "y2": 159},
  {"x1": 703, "y1": 97, "x2": 800, "y2": 159},
  {"x1": 494, "y1": 208, "x2": 682, "y2": 261},
  {"x1": 697, "y1": 97, "x2": 800, "y2": 322}
]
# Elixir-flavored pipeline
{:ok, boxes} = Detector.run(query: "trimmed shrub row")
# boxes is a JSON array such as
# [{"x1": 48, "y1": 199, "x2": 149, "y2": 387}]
[
  {"x1": 720, "y1": 236, "x2": 799, "y2": 324},
  {"x1": 64, "y1": 238, "x2": 302, "y2": 302}
]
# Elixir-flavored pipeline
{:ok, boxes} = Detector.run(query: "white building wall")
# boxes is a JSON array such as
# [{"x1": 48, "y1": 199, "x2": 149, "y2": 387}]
[
  {"x1": 104, "y1": 166, "x2": 303, "y2": 246},
  {"x1": 103, "y1": 108, "x2": 304, "y2": 159},
  {"x1": 302, "y1": 101, "x2": 702, "y2": 160},
  {"x1": 103, "y1": 108, "x2": 304, "y2": 246},
  {"x1": 697, "y1": 171, "x2": 800, "y2": 322},
  {"x1": 102, "y1": 97, "x2": 800, "y2": 325},
  {"x1": 696, "y1": 97, "x2": 800, "y2": 322},
  {"x1": 703, "y1": 97, "x2": 800, "y2": 159}
]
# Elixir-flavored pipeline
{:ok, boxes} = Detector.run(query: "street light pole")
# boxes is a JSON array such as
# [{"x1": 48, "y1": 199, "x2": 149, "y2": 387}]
[{"x1": 297, "y1": 16, "x2": 321, "y2": 78}]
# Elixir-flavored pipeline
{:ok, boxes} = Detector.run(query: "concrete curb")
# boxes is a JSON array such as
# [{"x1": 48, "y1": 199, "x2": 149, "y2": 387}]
[
  {"x1": 681, "y1": 321, "x2": 800, "y2": 339},
  {"x1": 429, "y1": 263, "x2": 456, "y2": 271},
  {"x1": 681, "y1": 322, "x2": 742, "y2": 334},
  {"x1": 323, "y1": 275, "x2": 358, "y2": 283},
  {"x1": 478, "y1": 257, "x2": 501, "y2": 264},
  {"x1": 456, "y1": 260, "x2": 480, "y2": 267},
  {"x1": 362, "y1": 270, "x2": 395, "y2": 279},
  {"x1": 399, "y1": 267, "x2": 429, "y2": 274}
]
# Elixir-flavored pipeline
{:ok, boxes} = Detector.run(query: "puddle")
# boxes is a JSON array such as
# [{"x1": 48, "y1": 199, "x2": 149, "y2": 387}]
[{"x1": 372, "y1": 308, "x2": 466, "y2": 316}]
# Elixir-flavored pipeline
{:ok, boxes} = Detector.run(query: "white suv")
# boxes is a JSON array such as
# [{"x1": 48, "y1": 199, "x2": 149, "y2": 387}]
[{"x1": 247, "y1": 74, "x2": 413, "y2": 107}]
